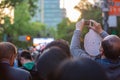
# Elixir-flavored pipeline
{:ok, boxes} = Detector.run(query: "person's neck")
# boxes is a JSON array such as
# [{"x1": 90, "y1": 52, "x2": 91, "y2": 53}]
[
  {"x1": 101, "y1": 55, "x2": 106, "y2": 59},
  {"x1": 0, "y1": 58, "x2": 10, "y2": 64},
  {"x1": 23, "y1": 60, "x2": 32, "y2": 64}
]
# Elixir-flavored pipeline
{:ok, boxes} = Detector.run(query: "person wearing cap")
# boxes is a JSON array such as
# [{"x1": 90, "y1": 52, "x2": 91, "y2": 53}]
[{"x1": 70, "y1": 19, "x2": 120, "y2": 80}]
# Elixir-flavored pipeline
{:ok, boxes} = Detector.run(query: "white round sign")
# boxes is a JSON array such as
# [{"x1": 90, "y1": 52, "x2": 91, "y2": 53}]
[{"x1": 84, "y1": 29, "x2": 102, "y2": 56}]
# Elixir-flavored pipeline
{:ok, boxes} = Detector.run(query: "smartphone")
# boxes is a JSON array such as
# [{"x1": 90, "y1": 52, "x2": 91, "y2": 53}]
[
  {"x1": 84, "y1": 20, "x2": 90, "y2": 25},
  {"x1": 90, "y1": 21, "x2": 94, "y2": 26}
]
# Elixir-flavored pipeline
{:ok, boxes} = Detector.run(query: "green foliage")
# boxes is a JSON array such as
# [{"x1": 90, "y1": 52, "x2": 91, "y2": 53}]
[
  {"x1": 28, "y1": 0, "x2": 38, "y2": 16},
  {"x1": 0, "y1": 0, "x2": 24, "y2": 24},
  {"x1": 57, "y1": 18, "x2": 75, "y2": 43},
  {"x1": 56, "y1": 0, "x2": 102, "y2": 44},
  {"x1": 75, "y1": 0, "x2": 102, "y2": 37},
  {"x1": 0, "y1": 0, "x2": 24, "y2": 8},
  {"x1": 2, "y1": 1, "x2": 45, "y2": 48},
  {"x1": 30, "y1": 22, "x2": 46, "y2": 37},
  {"x1": 2, "y1": 0, "x2": 56, "y2": 48},
  {"x1": 117, "y1": 17, "x2": 120, "y2": 36},
  {"x1": 0, "y1": 0, "x2": 37, "y2": 23},
  {"x1": 46, "y1": 27, "x2": 57, "y2": 38}
]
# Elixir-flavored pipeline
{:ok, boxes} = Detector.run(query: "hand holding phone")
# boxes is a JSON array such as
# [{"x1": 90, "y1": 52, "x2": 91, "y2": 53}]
[
  {"x1": 89, "y1": 20, "x2": 103, "y2": 34},
  {"x1": 90, "y1": 21, "x2": 94, "y2": 27},
  {"x1": 84, "y1": 20, "x2": 90, "y2": 25}
]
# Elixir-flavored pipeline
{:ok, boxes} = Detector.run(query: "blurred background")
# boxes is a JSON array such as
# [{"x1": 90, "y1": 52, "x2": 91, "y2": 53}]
[{"x1": 0, "y1": 0, "x2": 120, "y2": 49}]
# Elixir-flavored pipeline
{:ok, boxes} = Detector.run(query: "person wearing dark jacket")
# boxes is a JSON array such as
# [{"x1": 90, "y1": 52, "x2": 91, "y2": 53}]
[
  {"x1": 51, "y1": 58, "x2": 109, "y2": 80},
  {"x1": 70, "y1": 19, "x2": 120, "y2": 80},
  {"x1": 0, "y1": 42, "x2": 31, "y2": 80}
]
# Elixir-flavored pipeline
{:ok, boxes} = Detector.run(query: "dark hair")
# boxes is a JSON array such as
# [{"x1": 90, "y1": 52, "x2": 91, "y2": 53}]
[
  {"x1": 102, "y1": 35, "x2": 120, "y2": 60},
  {"x1": 51, "y1": 58, "x2": 109, "y2": 80},
  {"x1": 44, "y1": 39, "x2": 71, "y2": 57},
  {"x1": 20, "y1": 50, "x2": 32, "y2": 60},
  {"x1": 36, "y1": 47, "x2": 68, "y2": 79}
]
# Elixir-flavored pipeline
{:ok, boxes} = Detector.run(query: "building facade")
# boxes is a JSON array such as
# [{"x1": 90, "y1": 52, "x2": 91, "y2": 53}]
[{"x1": 32, "y1": 0, "x2": 66, "y2": 27}]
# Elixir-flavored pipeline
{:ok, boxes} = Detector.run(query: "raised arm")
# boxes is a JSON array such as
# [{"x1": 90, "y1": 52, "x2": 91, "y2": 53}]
[
  {"x1": 70, "y1": 19, "x2": 109, "y2": 58},
  {"x1": 70, "y1": 19, "x2": 90, "y2": 58},
  {"x1": 89, "y1": 20, "x2": 109, "y2": 38}
]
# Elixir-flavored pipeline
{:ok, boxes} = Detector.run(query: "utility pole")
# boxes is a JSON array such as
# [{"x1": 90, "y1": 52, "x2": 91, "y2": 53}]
[{"x1": 101, "y1": 0, "x2": 109, "y2": 32}]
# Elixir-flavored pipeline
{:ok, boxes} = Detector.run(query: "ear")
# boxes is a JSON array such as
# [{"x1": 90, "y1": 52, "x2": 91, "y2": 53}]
[
  {"x1": 9, "y1": 54, "x2": 15, "y2": 66},
  {"x1": 99, "y1": 46, "x2": 104, "y2": 56}
]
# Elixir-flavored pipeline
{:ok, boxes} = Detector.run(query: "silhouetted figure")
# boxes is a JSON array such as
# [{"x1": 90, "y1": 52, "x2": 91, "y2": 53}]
[
  {"x1": 44, "y1": 39, "x2": 71, "y2": 57},
  {"x1": 50, "y1": 58, "x2": 109, "y2": 80},
  {"x1": 36, "y1": 47, "x2": 68, "y2": 80}
]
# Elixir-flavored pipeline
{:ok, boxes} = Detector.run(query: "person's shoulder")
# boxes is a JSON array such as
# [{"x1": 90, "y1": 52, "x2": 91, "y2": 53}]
[
  {"x1": 12, "y1": 67, "x2": 31, "y2": 75},
  {"x1": 11, "y1": 67, "x2": 32, "y2": 80}
]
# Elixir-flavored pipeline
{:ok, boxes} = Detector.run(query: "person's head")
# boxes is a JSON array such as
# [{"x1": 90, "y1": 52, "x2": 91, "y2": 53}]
[
  {"x1": 44, "y1": 39, "x2": 71, "y2": 57},
  {"x1": 19, "y1": 50, "x2": 33, "y2": 65},
  {"x1": 51, "y1": 58, "x2": 109, "y2": 80},
  {"x1": 101, "y1": 35, "x2": 120, "y2": 60},
  {"x1": 36, "y1": 47, "x2": 68, "y2": 80},
  {"x1": 0, "y1": 42, "x2": 17, "y2": 66}
]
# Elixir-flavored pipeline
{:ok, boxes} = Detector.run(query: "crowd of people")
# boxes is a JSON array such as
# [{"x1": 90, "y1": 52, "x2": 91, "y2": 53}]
[{"x1": 0, "y1": 19, "x2": 120, "y2": 80}]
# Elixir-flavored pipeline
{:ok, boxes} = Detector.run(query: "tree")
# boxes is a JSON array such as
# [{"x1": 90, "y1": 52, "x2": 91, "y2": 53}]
[
  {"x1": 56, "y1": 0, "x2": 103, "y2": 45},
  {"x1": 3, "y1": 0, "x2": 44, "y2": 48},
  {"x1": 74, "y1": 0, "x2": 102, "y2": 37},
  {"x1": 0, "y1": 0, "x2": 37, "y2": 24},
  {"x1": 4, "y1": 0, "x2": 56, "y2": 48},
  {"x1": 57, "y1": 18, "x2": 75, "y2": 43}
]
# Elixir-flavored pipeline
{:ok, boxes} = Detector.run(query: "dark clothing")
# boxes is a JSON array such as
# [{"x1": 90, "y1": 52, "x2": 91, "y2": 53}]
[
  {"x1": 70, "y1": 30, "x2": 120, "y2": 80},
  {"x1": 0, "y1": 62, "x2": 31, "y2": 80},
  {"x1": 96, "y1": 58, "x2": 120, "y2": 80}
]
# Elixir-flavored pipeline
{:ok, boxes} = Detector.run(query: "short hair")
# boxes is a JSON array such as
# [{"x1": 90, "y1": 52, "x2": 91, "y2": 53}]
[
  {"x1": 0, "y1": 42, "x2": 17, "y2": 60},
  {"x1": 51, "y1": 58, "x2": 109, "y2": 80},
  {"x1": 44, "y1": 39, "x2": 71, "y2": 57},
  {"x1": 102, "y1": 35, "x2": 120, "y2": 60},
  {"x1": 36, "y1": 47, "x2": 68, "y2": 79},
  {"x1": 20, "y1": 50, "x2": 32, "y2": 60}
]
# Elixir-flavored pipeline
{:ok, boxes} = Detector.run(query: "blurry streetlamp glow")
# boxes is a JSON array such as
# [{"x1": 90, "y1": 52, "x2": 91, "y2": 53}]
[
  {"x1": 60, "y1": 0, "x2": 80, "y2": 22},
  {"x1": 26, "y1": 36, "x2": 31, "y2": 41},
  {"x1": 68, "y1": 9, "x2": 81, "y2": 22}
]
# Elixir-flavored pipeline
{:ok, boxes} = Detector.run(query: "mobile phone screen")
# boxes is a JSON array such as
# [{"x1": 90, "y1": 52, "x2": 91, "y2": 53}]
[
  {"x1": 90, "y1": 21, "x2": 94, "y2": 26},
  {"x1": 85, "y1": 20, "x2": 90, "y2": 25}
]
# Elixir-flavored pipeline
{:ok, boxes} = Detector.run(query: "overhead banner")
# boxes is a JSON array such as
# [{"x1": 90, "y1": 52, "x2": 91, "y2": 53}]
[{"x1": 108, "y1": 0, "x2": 120, "y2": 16}]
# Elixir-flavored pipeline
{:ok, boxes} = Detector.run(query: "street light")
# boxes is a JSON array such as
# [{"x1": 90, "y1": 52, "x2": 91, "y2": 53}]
[{"x1": 18, "y1": 35, "x2": 31, "y2": 41}]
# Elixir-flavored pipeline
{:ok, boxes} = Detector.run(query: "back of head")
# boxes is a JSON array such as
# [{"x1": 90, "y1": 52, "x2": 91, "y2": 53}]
[
  {"x1": 20, "y1": 50, "x2": 32, "y2": 60},
  {"x1": 36, "y1": 47, "x2": 68, "y2": 79},
  {"x1": 102, "y1": 35, "x2": 120, "y2": 60},
  {"x1": 52, "y1": 58, "x2": 109, "y2": 80},
  {"x1": 0, "y1": 42, "x2": 17, "y2": 61},
  {"x1": 44, "y1": 39, "x2": 71, "y2": 57}
]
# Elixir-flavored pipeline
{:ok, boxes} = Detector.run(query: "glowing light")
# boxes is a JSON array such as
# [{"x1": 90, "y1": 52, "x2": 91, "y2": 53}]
[
  {"x1": 60, "y1": 0, "x2": 81, "y2": 22},
  {"x1": 2, "y1": 7, "x2": 14, "y2": 24},
  {"x1": 3, "y1": 8, "x2": 10, "y2": 15},
  {"x1": 0, "y1": 0, "x2": 2, "y2": 3},
  {"x1": 67, "y1": 9, "x2": 81, "y2": 22},
  {"x1": 88, "y1": 0, "x2": 95, "y2": 5},
  {"x1": 26, "y1": 36, "x2": 31, "y2": 41}
]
